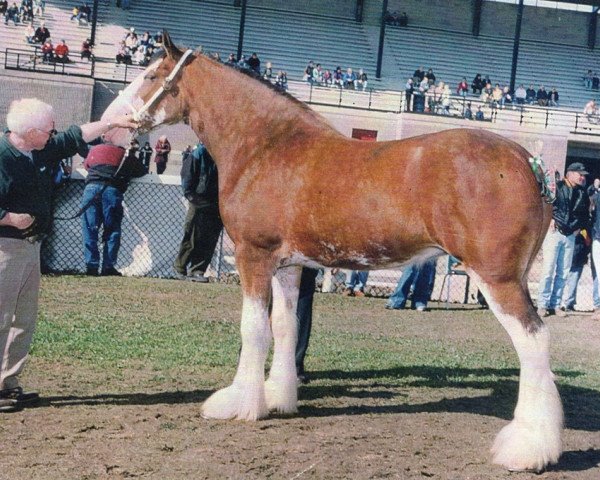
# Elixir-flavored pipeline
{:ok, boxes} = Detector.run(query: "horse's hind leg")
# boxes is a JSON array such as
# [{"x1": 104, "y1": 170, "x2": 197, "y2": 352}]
[
  {"x1": 201, "y1": 248, "x2": 274, "y2": 421},
  {"x1": 473, "y1": 273, "x2": 563, "y2": 471},
  {"x1": 265, "y1": 266, "x2": 301, "y2": 414}
]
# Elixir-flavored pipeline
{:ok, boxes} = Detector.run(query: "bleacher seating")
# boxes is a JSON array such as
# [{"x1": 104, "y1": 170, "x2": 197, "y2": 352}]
[{"x1": 384, "y1": 25, "x2": 598, "y2": 109}]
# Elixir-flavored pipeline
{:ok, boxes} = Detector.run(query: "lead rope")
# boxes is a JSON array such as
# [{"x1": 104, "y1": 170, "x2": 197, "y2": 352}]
[{"x1": 528, "y1": 155, "x2": 556, "y2": 204}]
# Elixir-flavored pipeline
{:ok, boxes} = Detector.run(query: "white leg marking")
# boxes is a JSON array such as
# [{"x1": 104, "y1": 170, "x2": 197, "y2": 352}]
[
  {"x1": 201, "y1": 295, "x2": 272, "y2": 421},
  {"x1": 265, "y1": 267, "x2": 301, "y2": 414},
  {"x1": 472, "y1": 272, "x2": 563, "y2": 472}
]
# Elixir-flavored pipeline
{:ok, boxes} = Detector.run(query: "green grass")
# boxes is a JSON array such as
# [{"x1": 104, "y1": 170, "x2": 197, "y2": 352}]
[{"x1": 31, "y1": 275, "x2": 600, "y2": 397}]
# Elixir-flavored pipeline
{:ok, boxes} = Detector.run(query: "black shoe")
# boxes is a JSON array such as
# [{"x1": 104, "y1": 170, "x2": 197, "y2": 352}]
[
  {"x1": 186, "y1": 272, "x2": 209, "y2": 283},
  {"x1": 0, "y1": 387, "x2": 39, "y2": 411},
  {"x1": 85, "y1": 266, "x2": 98, "y2": 276},
  {"x1": 101, "y1": 267, "x2": 122, "y2": 276},
  {"x1": 297, "y1": 373, "x2": 310, "y2": 385}
]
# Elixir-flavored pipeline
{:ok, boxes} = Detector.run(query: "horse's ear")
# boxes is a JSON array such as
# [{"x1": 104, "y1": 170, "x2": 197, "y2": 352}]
[{"x1": 162, "y1": 30, "x2": 182, "y2": 59}]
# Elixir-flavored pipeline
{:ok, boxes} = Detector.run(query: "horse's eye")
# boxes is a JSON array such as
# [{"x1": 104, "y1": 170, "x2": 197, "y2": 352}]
[{"x1": 145, "y1": 73, "x2": 157, "y2": 81}]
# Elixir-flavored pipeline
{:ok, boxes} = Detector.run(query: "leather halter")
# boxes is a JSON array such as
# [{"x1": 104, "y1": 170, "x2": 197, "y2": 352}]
[{"x1": 133, "y1": 48, "x2": 195, "y2": 125}]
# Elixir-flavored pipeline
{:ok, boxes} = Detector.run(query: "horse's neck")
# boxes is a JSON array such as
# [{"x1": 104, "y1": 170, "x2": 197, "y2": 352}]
[{"x1": 183, "y1": 57, "x2": 337, "y2": 182}]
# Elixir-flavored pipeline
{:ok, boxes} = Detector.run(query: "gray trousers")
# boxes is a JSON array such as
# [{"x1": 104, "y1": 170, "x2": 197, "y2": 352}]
[{"x1": 0, "y1": 238, "x2": 40, "y2": 390}]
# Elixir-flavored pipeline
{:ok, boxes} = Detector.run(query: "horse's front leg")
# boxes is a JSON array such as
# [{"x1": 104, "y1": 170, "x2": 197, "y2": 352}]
[
  {"x1": 265, "y1": 266, "x2": 302, "y2": 414},
  {"x1": 201, "y1": 249, "x2": 275, "y2": 421}
]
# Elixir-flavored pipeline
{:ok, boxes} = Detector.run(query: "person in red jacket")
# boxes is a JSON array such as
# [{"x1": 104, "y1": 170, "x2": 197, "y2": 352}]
[
  {"x1": 54, "y1": 39, "x2": 70, "y2": 63},
  {"x1": 154, "y1": 135, "x2": 171, "y2": 174}
]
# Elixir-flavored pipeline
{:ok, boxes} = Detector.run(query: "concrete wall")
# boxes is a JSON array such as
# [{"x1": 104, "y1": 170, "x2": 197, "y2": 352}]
[{"x1": 0, "y1": 72, "x2": 94, "y2": 129}]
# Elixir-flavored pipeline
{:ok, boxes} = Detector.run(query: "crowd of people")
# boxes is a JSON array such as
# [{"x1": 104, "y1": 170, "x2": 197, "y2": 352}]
[
  {"x1": 115, "y1": 27, "x2": 162, "y2": 66},
  {"x1": 302, "y1": 60, "x2": 369, "y2": 91}
]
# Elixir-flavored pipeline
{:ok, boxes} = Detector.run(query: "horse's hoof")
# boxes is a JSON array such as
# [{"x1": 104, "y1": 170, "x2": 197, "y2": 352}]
[
  {"x1": 201, "y1": 384, "x2": 268, "y2": 421},
  {"x1": 265, "y1": 377, "x2": 298, "y2": 415}
]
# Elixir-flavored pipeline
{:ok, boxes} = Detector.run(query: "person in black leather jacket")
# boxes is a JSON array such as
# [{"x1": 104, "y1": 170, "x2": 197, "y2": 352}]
[
  {"x1": 537, "y1": 162, "x2": 590, "y2": 317},
  {"x1": 173, "y1": 143, "x2": 222, "y2": 282}
]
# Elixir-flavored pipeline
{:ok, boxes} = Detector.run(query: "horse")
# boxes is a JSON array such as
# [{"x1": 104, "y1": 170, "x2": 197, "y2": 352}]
[{"x1": 102, "y1": 32, "x2": 561, "y2": 472}]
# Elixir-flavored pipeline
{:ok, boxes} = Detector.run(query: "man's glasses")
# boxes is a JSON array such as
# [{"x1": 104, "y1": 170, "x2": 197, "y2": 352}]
[{"x1": 36, "y1": 128, "x2": 57, "y2": 138}]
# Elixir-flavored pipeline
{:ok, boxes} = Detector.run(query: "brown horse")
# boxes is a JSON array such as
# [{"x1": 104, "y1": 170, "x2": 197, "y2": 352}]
[{"x1": 102, "y1": 33, "x2": 561, "y2": 472}]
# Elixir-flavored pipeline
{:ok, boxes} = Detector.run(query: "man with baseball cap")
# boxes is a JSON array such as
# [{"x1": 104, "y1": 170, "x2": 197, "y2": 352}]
[{"x1": 537, "y1": 162, "x2": 591, "y2": 317}]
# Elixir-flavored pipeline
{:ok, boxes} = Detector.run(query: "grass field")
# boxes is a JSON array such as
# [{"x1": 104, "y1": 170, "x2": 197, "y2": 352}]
[{"x1": 2, "y1": 275, "x2": 599, "y2": 479}]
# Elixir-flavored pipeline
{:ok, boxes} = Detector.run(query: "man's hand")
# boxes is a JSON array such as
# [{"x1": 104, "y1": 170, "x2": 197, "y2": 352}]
[
  {"x1": 107, "y1": 113, "x2": 139, "y2": 130},
  {"x1": 549, "y1": 219, "x2": 556, "y2": 232},
  {"x1": 0, "y1": 212, "x2": 35, "y2": 230}
]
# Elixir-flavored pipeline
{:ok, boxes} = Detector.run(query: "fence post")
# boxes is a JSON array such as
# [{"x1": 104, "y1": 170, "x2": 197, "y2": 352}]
[
  {"x1": 308, "y1": 81, "x2": 313, "y2": 103},
  {"x1": 368, "y1": 88, "x2": 372, "y2": 110},
  {"x1": 545, "y1": 109, "x2": 550, "y2": 128},
  {"x1": 338, "y1": 86, "x2": 343, "y2": 107},
  {"x1": 575, "y1": 113, "x2": 579, "y2": 132}
]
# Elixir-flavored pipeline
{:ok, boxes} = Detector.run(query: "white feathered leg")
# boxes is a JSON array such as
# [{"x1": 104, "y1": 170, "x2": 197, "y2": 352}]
[
  {"x1": 201, "y1": 294, "x2": 272, "y2": 421},
  {"x1": 265, "y1": 266, "x2": 301, "y2": 414},
  {"x1": 474, "y1": 274, "x2": 563, "y2": 472}
]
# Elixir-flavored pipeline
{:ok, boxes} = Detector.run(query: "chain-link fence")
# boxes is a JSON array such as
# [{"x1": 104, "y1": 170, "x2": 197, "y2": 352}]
[{"x1": 42, "y1": 174, "x2": 596, "y2": 309}]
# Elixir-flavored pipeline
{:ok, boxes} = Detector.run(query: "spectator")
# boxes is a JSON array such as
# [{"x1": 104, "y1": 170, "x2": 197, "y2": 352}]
[
  {"x1": 33, "y1": 21, "x2": 50, "y2": 43},
  {"x1": 0, "y1": 0, "x2": 7, "y2": 16},
  {"x1": 311, "y1": 63, "x2": 323, "y2": 85},
  {"x1": 405, "y1": 77, "x2": 414, "y2": 111},
  {"x1": 593, "y1": 72, "x2": 600, "y2": 91},
  {"x1": 548, "y1": 87, "x2": 559, "y2": 107},
  {"x1": 54, "y1": 39, "x2": 70, "y2": 63},
  {"x1": 137, "y1": 31, "x2": 153, "y2": 56},
  {"x1": 514, "y1": 84, "x2": 527, "y2": 105},
  {"x1": 525, "y1": 84, "x2": 537, "y2": 105},
  {"x1": 413, "y1": 66, "x2": 425, "y2": 84},
  {"x1": 303, "y1": 60, "x2": 314, "y2": 82},
  {"x1": 173, "y1": 142, "x2": 222, "y2": 282},
  {"x1": 81, "y1": 142, "x2": 146, "y2": 276},
  {"x1": 536, "y1": 85, "x2": 549, "y2": 107},
  {"x1": 275, "y1": 70, "x2": 288, "y2": 91},
  {"x1": 115, "y1": 41, "x2": 131, "y2": 65},
  {"x1": 262, "y1": 61, "x2": 273, "y2": 81},
  {"x1": 500, "y1": 85, "x2": 512, "y2": 108},
  {"x1": 80, "y1": 38, "x2": 93, "y2": 61},
  {"x1": 398, "y1": 11, "x2": 408, "y2": 27},
  {"x1": 584, "y1": 99, "x2": 597, "y2": 123},
  {"x1": 440, "y1": 84, "x2": 451, "y2": 115},
  {"x1": 24, "y1": 20, "x2": 35, "y2": 43},
  {"x1": 4, "y1": 2, "x2": 19, "y2": 25},
  {"x1": 247, "y1": 52, "x2": 260, "y2": 74},
  {"x1": 457, "y1": 77, "x2": 468, "y2": 97},
  {"x1": 480, "y1": 82, "x2": 493, "y2": 104},
  {"x1": 471, "y1": 73, "x2": 483, "y2": 94},
  {"x1": 491, "y1": 83, "x2": 503, "y2": 108},
  {"x1": 384, "y1": 10, "x2": 399, "y2": 26},
  {"x1": 69, "y1": 5, "x2": 79, "y2": 21},
  {"x1": 560, "y1": 231, "x2": 591, "y2": 313},
  {"x1": 385, "y1": 260, "x2": 436, "y2": 312},
  {"x1": 237, "y1": 54, "x2": 248, "y2": 69},
  {"x1": 40, "y1": 38, "x2": 53, "y2": 63},
  {"x1": 584, "y1": 69, "x2": 593, "y2": 89},
  {"x1": 78, "y1": 2, "x2": 90, "y2": 23},
  {"x1": 154, "y1": 135, "x2": 170, "y2": 175},
  {"x1": 19, "y1": 2, "x2": 32, "y2": 22},
  {"x1": 295, "y1": 268, "x2": 319, "y2": 384},
  {"x1": 32, "y1": 0, "x2": 43, "y2": 16},
  {"x1": 537, "y1": 162, "x2": 590, "y2": 317},
  {"x1": 152, "y1": 31, "x2": 163, "y2": 47},
  {"x1": 343, "y1": 270, "x2": 369, "y2": 297},
  {"x1": 322, "y1": 69, "x2": 332, "y2": 87},
  {"x1": 138, "y1": 141, "x2": 152, "y2": 173},
  {"x1": 588, "y1": 178, "x2": 600, "y2": 197},
  {"x1": 226, "y1": 53, "x2": 236, "y2": 66},
  {"x1": 357, "y1": 68, "x2": 368, "y2": 91},
  {"x1": 332, "y1": 66, "x2": 343, "y2": 88},
  {"x1": 124, "y1": 27, "x2": 138, "y2": 53},
  {"x1": 464, "y1": 102, "x2": 473, "y2": 120},
  {"x1": 425, "y1": 68, "x2": 436, "y2": 86},
  {"x1": 475, "y1": 106, "x2": 484, "y2": 121},
  {"x1": 343, "y1": 67, "x2": 357, "y2": 89}
]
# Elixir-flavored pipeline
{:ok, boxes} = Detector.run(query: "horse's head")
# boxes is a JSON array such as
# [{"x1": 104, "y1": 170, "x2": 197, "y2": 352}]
[{"x1": 102, "y1": 31, "x2": 193, "y2": 147}]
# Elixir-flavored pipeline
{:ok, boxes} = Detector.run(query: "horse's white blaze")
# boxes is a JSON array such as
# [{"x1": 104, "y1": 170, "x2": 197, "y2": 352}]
[
  {"x1": 265, "y1": 267, "x2": 301, "y2": 414},
  {"x1": 201, "y1": 295, "x2": 271, "y2": 421},
  {"x1": 471, "y1": 271, "x2": 563, "y2": 471}
]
